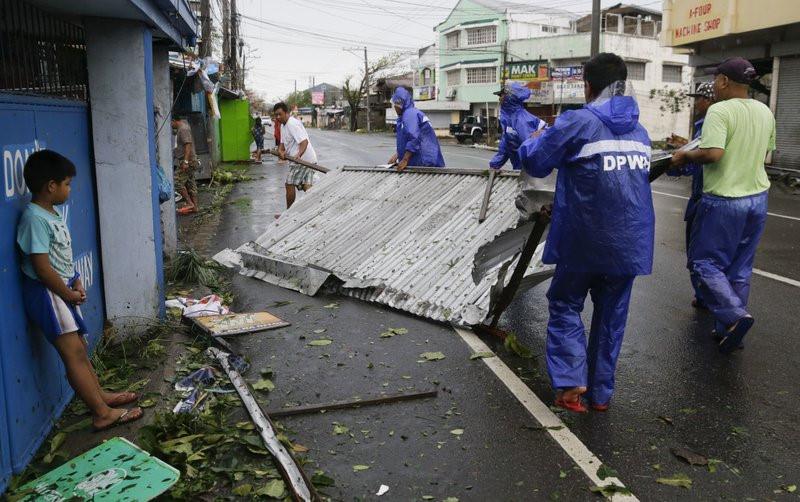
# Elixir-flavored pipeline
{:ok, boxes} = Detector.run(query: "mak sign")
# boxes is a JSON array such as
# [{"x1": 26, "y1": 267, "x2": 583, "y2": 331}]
[
  {"x1": 503, "y1": 61, "x2": 549, "y2": 83},
  {"x1": 667, "y1": 0, "x2": 731, "y2": 46}
]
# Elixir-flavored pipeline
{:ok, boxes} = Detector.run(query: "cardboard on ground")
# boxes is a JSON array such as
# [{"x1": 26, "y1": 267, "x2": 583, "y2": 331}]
[
  {"x1": 15, "y1": 437, "x2": 179, "y2": 501},
  {"x1": 192, "y1": 311, "x2": 290, "y2": 337}
]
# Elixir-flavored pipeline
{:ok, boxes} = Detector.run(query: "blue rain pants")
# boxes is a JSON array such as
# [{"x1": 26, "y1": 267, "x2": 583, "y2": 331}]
[
  {"x1": 546, "y1": 265, "x2": 635, "y2": 406},
  {"x1": 688, "y1": 191, "x2": 768, "y2": 329}
]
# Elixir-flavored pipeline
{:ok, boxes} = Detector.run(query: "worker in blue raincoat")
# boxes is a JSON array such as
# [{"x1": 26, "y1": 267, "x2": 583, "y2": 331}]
[
  {"x1": 667, "y1": 81, "x2": 715, "y2": 309},
  {"x1": 388, "y1": 86, "x2": 445, "y2": 171},
  {"x1": 489, "y1": 81, "x2": 546, "y2": 170},
  {"x1": 518, "y1": 53, "x2": 655, "y2": 413}
]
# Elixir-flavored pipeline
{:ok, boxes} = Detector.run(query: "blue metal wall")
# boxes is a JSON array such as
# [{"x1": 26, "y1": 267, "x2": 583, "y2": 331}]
[{"x1": 0, "y1": 94, "x2": 104, "y2": 486}]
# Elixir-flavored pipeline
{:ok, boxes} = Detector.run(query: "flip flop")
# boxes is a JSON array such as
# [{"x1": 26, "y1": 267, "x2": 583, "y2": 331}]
[
  {"x1": 105, "y1": 392, "x2": 139, "y2": 407},
  {"x1": 93, "y1": 407, "x2": 143, "y2": 432},
  {"x1": 177, "y1": 206, "x2": 197, "y2": 215},
  {"x1": 555, "y1": 388, "x2": 588, "y2": 413},
  {"x1": 719, "y1": 316, "x2": 754, "y2": 354},
  {"x1": 591, "y1": 402, "x2": 610, "y2": 412}
]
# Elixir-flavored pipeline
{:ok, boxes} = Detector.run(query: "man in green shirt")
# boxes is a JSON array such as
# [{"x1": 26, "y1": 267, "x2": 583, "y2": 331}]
[{"x1": 671, "y1": 57, "x2": 776, "y2": 353}]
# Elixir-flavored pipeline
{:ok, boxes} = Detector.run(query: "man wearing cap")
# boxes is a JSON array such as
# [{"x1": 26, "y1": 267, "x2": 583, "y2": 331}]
[
  {"x1": 387, "y1": 86, "x2": 445, "y2": 171},
  {"x1": 489, "y1": 82, "x2": 546, "y2": 171},
  {"x1": 668, "y1": 81, "x2": 715, "y2": 309},
  {"x1": 671, "y1": 57, "x2": 776, "y2": 353}
]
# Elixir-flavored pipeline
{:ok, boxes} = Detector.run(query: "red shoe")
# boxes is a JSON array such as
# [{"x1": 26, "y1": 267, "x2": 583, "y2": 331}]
[
  {"x1": 591, "y1": 403, "x2": 609, "y2": 412},
  {"x1": 555, "y1": 387, "x2": 588, "y2": 413}
]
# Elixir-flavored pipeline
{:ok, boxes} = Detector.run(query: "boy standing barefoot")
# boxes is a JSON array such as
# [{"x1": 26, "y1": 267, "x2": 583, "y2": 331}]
[{"x1": 17, "y1": 150, "x2": 143, "y2": 431}]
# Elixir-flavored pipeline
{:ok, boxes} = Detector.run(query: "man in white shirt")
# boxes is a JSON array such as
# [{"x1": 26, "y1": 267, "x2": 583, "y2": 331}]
[{"x1": 274, "y1": 102, "x2": 318, "y2": 208}]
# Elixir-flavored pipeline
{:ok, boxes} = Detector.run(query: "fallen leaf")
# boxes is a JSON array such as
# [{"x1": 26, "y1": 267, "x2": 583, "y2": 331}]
[
  {"x1": 236, "y1": 421, "x2": 255, "y2": 430},
  {"x1": 313, "y1": 328, "x2": 327, "y2": 334},
  {"x1": 783, "y1": 485, "x2": 797, "y2": 493},
  {"x1": 333, "y1": 423, "x2": 349, "y2": 435},
  {"x1": 43, "y1": 432, "x2": 66, "y2": 464},
  {"x1": 311, "y1": 470, "x2": 335, "y2": 487},
  {"x1": 267, "y1": 300, "x2": 293, "y2": 308},
  {"x1": 422, "y1": 496, "x2": 434, "y2": 501},
  {"x1": 292, "y1": 443, "x2": 309, "y2": 453},
  {"x1": 656, "y1": 473, "x2": 693, "y2": 489},
  {"x1": 232, "y1": 484, "x2": 253, "y2": 496},
  {"x1": 470, "y1": 351, "x2": 495, "y2": 360},
  {"x1": 678, "y1": 407, "x2": 697, "y2": 415},
  {"x1": 380, "y1": 327, "x2": 408, "y2": 338},
  {"x1": 353, "y1": 464, "x2": 370, "y2": 472},
  {"x1": 418, "y1": 351, "x2": 446, "y2": 362},
  {"x1": 597, "y1": 464, "x2": 619, "y2": 481},
  {"x1": 559, "y1": 470, "x2": 567, "y2": 479},
  {"x1": 504, "y1": 333, "x2": 532, "y2": 358},
  {"x1": 657, "y1": 415, "x2": 674, "y2": 426},
  {"x1": 450, "y1": 428, "x2": 464, "y2": 436},
  {"x1": 730, "y1": 426, "x2": 749, "y2": 437},
  {"x1": 139, "y1": 398, "x2": 156, "y2": 408},
  {"x1": 60, "y1": 417, "x2": 92, "y2": 433},
  {"x1": 256, "y1": 479, "x2": 286, "y2": 498},
  {"x1": 252, "y1": 378, "x2": 275, "y2": 392},
  {"x1": 671, "y1": 447, "x2": 708, "y2": 466},
  {"x1": 589, "y1": 484, "x2": 632, "y2": 497},
  {"x1": 324, "y1": 302, "x2": 339, "y2": 309},
  {"x1": 307, "y1": 339, "x2": 332, "y2": 347}
]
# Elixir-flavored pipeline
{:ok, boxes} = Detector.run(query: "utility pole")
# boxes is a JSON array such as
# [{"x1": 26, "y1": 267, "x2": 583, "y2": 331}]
[
  {"x1": 222, "y1": 0, "x2": 230, "y2": 71},
  {"x1": 590, "y1": 0, "x2": 601, "y2": 57},
  {"x1": 364, "y1": 46, "x2": 370, "y2": 133},
  {"x1": 229, "y1": 0, "x2": 239, "y2": 89},
  {"x1": 199, "y1": 0, "x2": 211, "y2": 58}
]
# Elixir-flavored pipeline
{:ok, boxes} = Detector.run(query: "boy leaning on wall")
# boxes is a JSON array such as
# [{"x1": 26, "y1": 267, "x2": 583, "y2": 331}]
[{"x1": 16, "y1": 150, "x2": 143, "y2": 431}]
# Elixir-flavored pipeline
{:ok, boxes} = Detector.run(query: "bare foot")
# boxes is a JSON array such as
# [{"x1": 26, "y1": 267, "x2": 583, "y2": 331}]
[
  {"x1": 102, "y1": 391, "x2": 139, "y2": 407},
  {"x1": 93, "y1": 407, "x2": 143, "y2": 431}
]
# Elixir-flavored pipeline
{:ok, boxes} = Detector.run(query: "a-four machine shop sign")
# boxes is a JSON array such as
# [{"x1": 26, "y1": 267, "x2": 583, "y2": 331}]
[
  {"x1": 667, "y1": 0, "x2": 731, "y2": 46},
  {"x1": 503, "y1": 61, "x2": 550, "y2": 83}
]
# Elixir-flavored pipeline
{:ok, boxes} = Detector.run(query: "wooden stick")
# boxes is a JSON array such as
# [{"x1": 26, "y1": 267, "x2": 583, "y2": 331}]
[
  {"x1": 269, "y1": 148, "x2": 330, "y2": 173},
  {"x1": 478, "y1": 169, "x2": 497, "y2": 223},
  {"x1": 266, "y1": 389, "x2": 438, "y2": 418}
]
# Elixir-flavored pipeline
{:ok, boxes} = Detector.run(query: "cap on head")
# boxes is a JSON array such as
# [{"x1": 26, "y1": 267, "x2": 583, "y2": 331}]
[
  {"x1": 705, "y1": 57, "x2": 757, "y2": 84},
  {"x1": 686, "y1": 81, "x2": 714, "y2": 100}
]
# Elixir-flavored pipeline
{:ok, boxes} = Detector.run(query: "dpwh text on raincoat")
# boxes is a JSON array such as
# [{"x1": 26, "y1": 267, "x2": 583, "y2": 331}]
[
  {"x1": 519, "y1": 82, "x2": 655, "y2": 276},
  {"x1": 392, "y1": 87, "x2": 445, "y2": 167},
  {"x1": 490, "y1": 82, "x2": 546, "y2": 170}
]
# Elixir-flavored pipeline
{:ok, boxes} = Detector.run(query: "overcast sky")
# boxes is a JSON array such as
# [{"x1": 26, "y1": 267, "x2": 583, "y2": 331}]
[{"x1": 235, "y1": 0, "x2": 664, "y2": 100}]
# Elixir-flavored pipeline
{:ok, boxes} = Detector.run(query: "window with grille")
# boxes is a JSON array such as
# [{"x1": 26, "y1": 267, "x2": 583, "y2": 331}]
[
  {"x1": 466, "y1": 26, "x2": 496, "y2": 46},
  {"x1": 446, "y1": 69, "x2": 461, "y2": 86},
  {"x1": 446, "y1": 31, "x2": 460, "y2": 50},
  {"x1": 541, "y1": 25, "x2": 558, "y2": 34},
  {"x1": 423, "y1": 68, "x2": 432, "y2": 85},
  {"x1": 662, "y1": 64, "x2": 682, "y2": 83},
  {"x1": 0, "y1": 0, "x2": 88, "y2": 101},
  {"x1": 466, "y1": 67, "x2": 496, "y2": 84},
  {"x1": 626, "y1": 62, "x2": 646, "y2": 81}
]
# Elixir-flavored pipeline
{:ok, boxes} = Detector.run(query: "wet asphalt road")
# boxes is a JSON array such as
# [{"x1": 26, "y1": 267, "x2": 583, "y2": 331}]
[{"x1": 212, "y1": 130, "x2": 800, "y2": 501}]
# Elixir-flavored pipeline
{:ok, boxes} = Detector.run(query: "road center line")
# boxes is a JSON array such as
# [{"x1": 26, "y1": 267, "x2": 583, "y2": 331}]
[
  {"x1": 453, "y1": 327, "x2": 639, "y2": 501},
  {"x1": 652, "y1": 190, "x2": 800, "y2": 222},
  {"x1": 753, "y1": 268, "x2": 800, "y2": 288}
]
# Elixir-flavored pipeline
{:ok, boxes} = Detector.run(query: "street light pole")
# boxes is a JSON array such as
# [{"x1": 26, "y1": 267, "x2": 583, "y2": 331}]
[{"x1": 590, "y1": 0, "x2": 601, "y2": 57}]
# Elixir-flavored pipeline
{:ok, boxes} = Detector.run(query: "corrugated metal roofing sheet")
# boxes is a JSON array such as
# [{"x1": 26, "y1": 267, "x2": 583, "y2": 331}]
[{"x1": 234, "y1": 166, "x2": 553, "y2": 325}]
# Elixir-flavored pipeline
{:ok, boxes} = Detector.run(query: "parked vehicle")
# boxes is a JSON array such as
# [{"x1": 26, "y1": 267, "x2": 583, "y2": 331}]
[{"x1": 449, "y1": 115, "x2": 499, "y2": 144}]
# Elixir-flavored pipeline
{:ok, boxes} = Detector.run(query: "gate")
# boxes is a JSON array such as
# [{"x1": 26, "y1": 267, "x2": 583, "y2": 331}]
[{"x1": 0, "y1": 94, "x2": 104, "y2": 481}]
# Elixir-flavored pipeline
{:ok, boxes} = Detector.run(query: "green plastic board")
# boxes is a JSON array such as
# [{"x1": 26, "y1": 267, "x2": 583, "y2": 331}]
[
  {"x1": 219, "y1": 98, "x2": 252, "y2": 161},
  {"x1": 15, "y1": 437, "x2": 179, "y2": 501}
]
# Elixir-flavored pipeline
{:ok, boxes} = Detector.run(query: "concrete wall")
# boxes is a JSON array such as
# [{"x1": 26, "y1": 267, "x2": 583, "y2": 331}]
[
  {"x1": 152, "y1": 43, "x2": 177, "y2": 258},
  {"x1": 85, "y1": 19, "x2": 164, "y2": 329}
]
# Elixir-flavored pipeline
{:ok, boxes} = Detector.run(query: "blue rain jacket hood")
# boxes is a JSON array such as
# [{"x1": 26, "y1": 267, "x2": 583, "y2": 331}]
[
  {"x1": 392, "y1": 87, "x2": 445, "y2": 167},
  {"x1": 490, "y1": 82, "x2": 545, "y2": 170},
  {"x1": 518, "y1": 93, "x2": 655, "y2": 275}
]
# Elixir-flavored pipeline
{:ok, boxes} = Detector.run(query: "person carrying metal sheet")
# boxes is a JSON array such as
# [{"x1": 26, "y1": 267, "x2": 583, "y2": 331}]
[
  {"x1": 670, "y1": 57, "x2": 775, "y2": 353},
  {"x1": 488, "y1": 81, "x2": 548, "y2": 221},
  {"x1": 518, "y1": 53, "x2": 655, "y2": 413},
  {"x1": 387, "y1": 86, "x2": 445, "y2": 171},
  {"x1": 667, "y1": 81, "x2": 715, "y2": 309},
  {"x1": 489, "y1": 81, "x2": 546, "y2": 171}
]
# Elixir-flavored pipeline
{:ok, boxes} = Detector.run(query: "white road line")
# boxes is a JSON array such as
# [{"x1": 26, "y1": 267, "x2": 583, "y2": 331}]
[
  {"x1": 652, "y1": 190, "x2": 800, "y2": 222},
  {"x1": 753, "y1": 268, "x2": 800, "y2": 288},
  {"x1": 453, "y1": 327, "x2": 639, "y2": 501}
]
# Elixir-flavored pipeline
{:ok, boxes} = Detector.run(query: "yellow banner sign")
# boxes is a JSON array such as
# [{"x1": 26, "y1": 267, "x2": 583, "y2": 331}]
[{"x1": 668, "y1": 0, "x2": 731, "y2": 46}]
